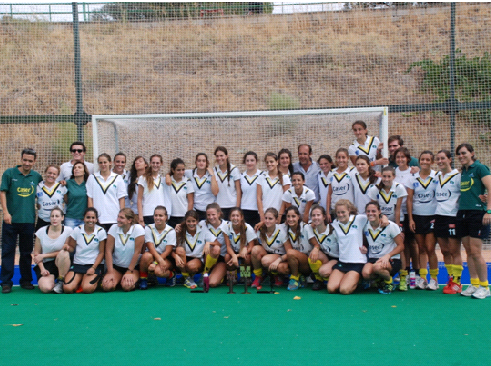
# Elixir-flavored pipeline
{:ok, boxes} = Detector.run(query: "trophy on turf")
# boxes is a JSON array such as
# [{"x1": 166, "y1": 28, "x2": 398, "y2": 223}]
[
  {"x1": 239, "y1": 259, "x2": 251, "y2": 294},
  {"x1": 227, "y1": 271, "x2": 236, "y2": 294}
]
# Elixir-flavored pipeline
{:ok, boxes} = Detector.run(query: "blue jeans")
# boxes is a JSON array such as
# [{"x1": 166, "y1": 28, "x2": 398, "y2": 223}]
[
  {"x1": 64, "y1": 217, "x2": 84, "y2": 228},
  {"x1": 1, "y1": 222, "x2": 35, "y2": 286}
]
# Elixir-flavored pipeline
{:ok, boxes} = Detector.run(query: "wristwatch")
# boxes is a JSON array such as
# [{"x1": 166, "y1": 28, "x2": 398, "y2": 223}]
[{"x1": 486, "y1": 209, "x2": 491, "y2": 214}]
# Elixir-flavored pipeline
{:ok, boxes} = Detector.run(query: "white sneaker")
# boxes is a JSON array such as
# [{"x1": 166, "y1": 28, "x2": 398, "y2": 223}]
[
  {"x1": 471, "y1": 286, "x2": 491, "y2": 299},
  {"x1": 415, "y1": 277, "x2": 427, "y2": 290},
  {"x1": 427, "y1": 278, "x2": 439, "y2": 291},
  {"x1": 461, "y1": 285, "x2": 479, "y2": 297},
  {"x1": 53, "y1": 281, "x2": 64, "y2": 294}
]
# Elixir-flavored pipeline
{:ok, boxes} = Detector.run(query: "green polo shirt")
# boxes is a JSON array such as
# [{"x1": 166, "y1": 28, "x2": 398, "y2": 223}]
[
  {"x1": 1, "y1": 165, "x2": 42, "y2": 223},
  {"x1": 460, "y1": 160, "x2": 491, "y2": 211},
  {"x1": 65, "y1": 178, "x2": 87, "y2": 220},
  {"x1": 389, "y1": 156, "x2": 420, "y2": 168}
]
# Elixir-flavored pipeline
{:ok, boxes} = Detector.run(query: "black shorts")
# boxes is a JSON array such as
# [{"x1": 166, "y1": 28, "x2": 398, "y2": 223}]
[
  {"x1": 34, "y1": 260, "x2": 59, "y2": 281},
  {"x1": 35, "y1": 218, "x2": 50, "y2": 232},
  {"x1": 434, "y1": 215, "x2": 459, "y2": 238},
  {"x1": 412, "y1": 215, "x2": 435, "y2": 235},
  {"x1": 332, "y1": 261, "x2": 365, "y2": 274},
  {"x1": 402, "y1": 215, "x2": 414, "y2": 241},
  {"x1": 221, "y1": 208, "x2": 232, "y2": 221},
  {"x1": 167, "y1": 216, "x2": 184, "y2": 228},
  {"x1": 456, "y1": 210, "x2": 490, "y2": 239},
  {"x1": 113, "y1": 264, "x2": 140, "y2": 275},
  {"x1": 69, "y1": 263, "x2": 104, "y2": 275},
  {"x1": 143, "y1": 216, "x2": 155, "y2": 225},
  {"x1": 186, "y1": 255, "x2": 204, "y2": 263},
  {"x1": 242, "y1": 209, "x2": 260, "y2": 227},
  {"x1": 367, "y1": 258, "x2": 401, "y2": 277}
]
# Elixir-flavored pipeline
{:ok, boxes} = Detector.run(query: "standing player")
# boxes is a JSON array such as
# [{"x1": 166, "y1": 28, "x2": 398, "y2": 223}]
[
  {"x1": 57, "y1": 142, "x2": 94, "y2": 182},
  {"x1": 293, "y1": 144, "x2": 320, "y2": 203},
  {"x1": 456, "y1": 143, "x2": 491, "y2": 299},
  {"x1": 165, "y1": 158, "x2": 194, "y2": 228},
  {"x1": 86, "y1": 153, "x2": 126, "y2": 232},
  {"x1": 126, "y1": 156, "x2": 147, "y2": 215},
  {"x1": 326, "y1": 148, "x2": 354, "y2": 223},
  {"x1": 351, "y1": 156, "x2": 379, "y2": 215},
  {"x1": 434, "y1": 150, "x2": 462, "y2": 294},
  {"x1": 280, "y1": 172, "x2": 315, "y2": 223},
  {"x1": 64, "y1": 161, "x2": 89, "y2": 228},
  {"x1": 1, "y1": 148, "x2": 43, "y2": 293},
  {"x1": 240, "y1": 151, "x2": 262, "y2": 226},
  {"x1": 407, "y1": 151, "x2": 438, "y2": 290},
  {"x1": 214, "y1": 146, "x2": 241, "y2": 221},
  {"x1": 348, "y1": 120, "x2": 387, "y2": 171},
  {"x1": 257, "y1": 153, "x2": 291, "y2": 223},
  {"x1": 278, "y1": 148, "x2": 294, "y2": 178},
  {"x1": 36, "y1": 165, "x2": 66, "y2": 231},
  {"x1": 102, "y1": 209, "x2": 145, "y2": 292},
  {"x1": 317, "y1": 155, "x2": 334, "y2": 212}
]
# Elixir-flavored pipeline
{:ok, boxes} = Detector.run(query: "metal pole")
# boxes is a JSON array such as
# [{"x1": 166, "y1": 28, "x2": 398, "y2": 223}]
[
  {"x1": 449, "y1": 3, "x2": 456, "y2": 165},
  {"x1": 72, "y1": 2, "x2": 85, "y2": 142}
]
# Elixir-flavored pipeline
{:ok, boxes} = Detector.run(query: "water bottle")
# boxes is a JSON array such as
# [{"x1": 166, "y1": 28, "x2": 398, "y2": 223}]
[
  {"x1": 203, "y1": 273, "x2": 210, "y2": 293},
  {"x1": 409, "y1": 270, "x2": 416, "y2": 289}
]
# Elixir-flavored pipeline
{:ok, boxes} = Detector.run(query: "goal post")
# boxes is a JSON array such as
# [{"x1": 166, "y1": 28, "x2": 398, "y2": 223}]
[{"x1": 91, "y1": 107, "x2": 388, "y2": 169}]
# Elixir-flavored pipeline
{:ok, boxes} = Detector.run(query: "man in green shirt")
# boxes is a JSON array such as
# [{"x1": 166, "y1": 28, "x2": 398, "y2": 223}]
[{"x1": 1, "y1": 148, "x2": 43, "y2": 293}]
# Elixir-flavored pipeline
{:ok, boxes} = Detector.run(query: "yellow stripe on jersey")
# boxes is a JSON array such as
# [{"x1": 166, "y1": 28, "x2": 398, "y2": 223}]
[
  {"x1": 119, "y1": 233, "x2": 130, "y2": 245},
  {"x1": 288, "y1": 230, "x2": 298, "y2": 244},
  {"x1": 244, "y1": 175, "x2": 258, "y2": 185},
  {"x1": 42, "y1": 183, "x2": 61, "y2": 198},
  {"x1": 232, "y1": 234, "x2": 241, "y2": 246},
  {"x1": 333, "y1": 173, "x2": 348, "y2": 183},
  {"x1": 194, "y1": 176, "x2": 207, "y2": 189},
  {"x1": 265, "y1": 177, "x2": 280, "y2": 189},
  {"x1": 266, "y1": 229, "x2": 280, "y2": 247},
  {"x1": 293, "y1": 196, "x2": 301, "y2": 207},
  {"x1": 172, "y1": 181, "x2": 186, "y2": 194},
  {"x1": 208, "y1": 226, "x2": 222, "y2": 238},
  {"x1": 154, "y1": 176, "x2": 162, "y2": 190},
  {"x1": 320, "y1": 176, "x2": 329, "y2": 188},
  {"x1": 339, "y1": 216, "x2": 356, "y2": 235},
  {"x1": 216, "y1": 169, "x2": 229, "y2": 183},
  {"x1": 94, "y1": 175, "x2": 118, "y2": 194},
  {"x1": 357, "y1": 136, "x2": 375, "y2": 155},
  {"x1": 368, "y1": 226, "x2": 386, "y2": 242},
  {"x1": 314, "y1": 229, "x2": 328, "y2": 245},
  {"x1": 186, "y1": 235, "x2": 198, "y2": 251},
  {"x1": 82, "y1": 233, "x2": 95, "y2": 245},
  {"x1": 151, "y1": 227, "x2": 171, "y2": 246},
  {"x1": 416, "y1": 177, "x2": 433, "y2": 189},
  {"x1": 439, "y1": 173, "x2": 459, "y2": 187},
  {"x1": 355, "y1": 175, "x2": 371, "y2": 194},
  {"x1": 379, "y1": 189, "x2": 394, "y2": 204}
]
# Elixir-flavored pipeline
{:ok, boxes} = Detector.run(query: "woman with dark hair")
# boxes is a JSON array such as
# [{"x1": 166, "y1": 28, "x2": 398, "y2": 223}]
[
  {"x1": 317, "y1": 154, "x2": 334, "y2": 212},
  {"x1": 64, "y1": 161, "x2": 90, "y2": 228},
  {"x1": 126, "y1": 156, "x2": 147, "y2": 214},
  {"x1": 166, "y1": 158, "x2": 194, "y2": 228},
  {"x1": 278, "y1": 148, "x2": 294, "y2": 178},
  {"x1": 214, "y1": 146, "x2": 241, "y2": 221},
  {"x1": 36, "y1": 165, "x2": 66, "y2": 231}
]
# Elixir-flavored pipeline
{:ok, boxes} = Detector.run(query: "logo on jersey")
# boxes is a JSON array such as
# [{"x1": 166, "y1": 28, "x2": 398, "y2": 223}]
[{"x1": 17, "y1": 186, "x2": 34, "y2": 197}]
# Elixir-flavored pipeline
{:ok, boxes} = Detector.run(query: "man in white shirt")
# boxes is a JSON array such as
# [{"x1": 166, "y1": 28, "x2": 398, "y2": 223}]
[
  {"x1": 292, "y1": 144, "x2": 320, "y2": 203},
  {"x1": 57, "y1": 141, "x2": 94, "y2": 181}
]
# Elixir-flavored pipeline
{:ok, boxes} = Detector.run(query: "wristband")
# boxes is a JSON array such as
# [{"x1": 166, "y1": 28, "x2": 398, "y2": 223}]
[{"x1": 486, "y1": 209, "x2": 491, "y2": 214}]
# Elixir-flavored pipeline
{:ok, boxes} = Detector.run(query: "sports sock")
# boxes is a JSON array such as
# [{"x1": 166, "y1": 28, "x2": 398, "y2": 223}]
[
  {"x1": 471, "y1": 278, "x2": 480, "y2": 288},
  {"x1": 140, "y1": 271, "x2": 147, "y2": 279},
  {"x1": 290, "y1": 274, "x2": 299, "y2": 281},
  {"x1": 204, "y1": 255, "x2": 217, "y2": 273},
  {"x1": 479, "y1": 280, "x2": 489, "y2": 288},
  {"x1": 419, "y1": 268, "x2": 428, "y2": 280},
  {"x1": 384, "y1": 277, "x2": 393, "y2": 284},
  {"x1": 444, "y1": 264, "x2": 453, "y2": 279},
  {"x1": 452, "y1": 265, "x2": 463, "y2": 284},
  {"x1": 253, "y1": 268, "x2": 263, "y2": 277},
  {"x1": 400, "y1": 269, "x2": 408, "y2": 278},
  {"x1": 308, "y1": 258, "x2": 323, "y2": 281},
  {"x1": 429, "y1": 268, "x2": 439, "y2": 280}
]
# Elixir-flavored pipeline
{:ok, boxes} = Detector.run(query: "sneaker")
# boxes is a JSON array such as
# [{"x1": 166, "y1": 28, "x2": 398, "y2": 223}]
[
  {"x1": 251, "y1": 276, "x2": 262, "y2": 288},
  {"x1": 415, "y1": 277, "x2": 427, "y2": 290},
  {"x1": 274, "y1": 275, "x2": 283, "y2": 287},
  {"x1": 362, "y1": 280, "x2": 372, "y2": 290},
  {"x1": 2, "y1": 284, "x2": 12, "y2": 294},
  {"x1": 471, "y1": 286, "x2": 491, "y2": 299},
  {"x1": 20, "y1": 283, "x2": 34, "y2": 290},
  {"x1": 53, "y1": 281, "x2": 64, "y2": 294},
  {"x1": 147, "y1": 273, "x2": 158, "y2": 287},
  {"x1": 399, "y1": 277, "x2": 407, "y2": 291},
  {"x1": 287, "y1": 278, "x2": 299, "y2": 291},
  {"x1": 184, "y1": 276, "x2": 197, "y2": 289},
  {"x1": 442, "y1": 278, "x2": 452, "y2": 292},
  {"x1": 166, "y1": 273, "x2": 176, "y2": 287},
  {"x1": 378, "y1": 282, "x2": 394, "y2": 294},
  {"x1": 139, "y1": 278, "x2": 148, "y2": 290},
  {"x1": 312, "y1": 280, "x2": 323, "y2": 291},
  {"x1": 461, "y1": 285, "x2": 479, "y2": 297},
  {"x1": 427, "y1": 278, "x2": 439, "y2": 291},
  {"x1": 443, "y1": 280, "x2": 462, "y2": 294},
  {"x1": 299, "y1": 275, "x2": 306, "y2": 288},
  {"x1": 306, "y1": 273, "x2": 315, "y2": 284}
]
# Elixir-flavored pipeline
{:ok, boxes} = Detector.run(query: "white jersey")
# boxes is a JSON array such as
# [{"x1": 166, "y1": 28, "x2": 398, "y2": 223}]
[
  {"x1": 185, "y1": 169, "x2": 216, "y2": 211},
  {"x1": 435, "y1": 169, "x2": 461, "y2": 217},
  {"x1": 214, "y1": 165, "x2": 241, "y2": 209},
  {"x1": 395, "y1": 168, "x2": 413, "y2": 214},
  {"x1": 57, "y1": 160, "x2": 94, "y2": 182},
  {"x1": 181, "y1": 227, "x2": 210, "y2": 258},
  {"x1": 108, "y1": 224, "x2": 145, "y2": 268},
  {"x1": 240, "y1": 170, "x2": 262, "y2": 211},
  {"x1": 329, "y1": 167, "x2": 355, "y2": 211},
  {"x1": 364, "y1": 221, "x2": 401, "y2": 259},
  {"x1": 144, "y1": 224, "x2": 176, "y2": 255},
  {"x1": 86, "y1": 172, "x2": 127, "y2": 224},
  {"x1": 350, "y1": 170, "x2": 379, "y2": 214},
  {"x1": 36, "y1": 182, "x2": 67, "y2": 221},
  {"x1": 282, "y1": 222, "x2": 312, "y2": 254},
  {"x1": 256, "y1": 224, "x2": 288, "y2": 255},
  {"x1": 168, "y1": 176, "x2": 194, "y2": 218},
  {"x1": 199, "y1": 219, "x2": 229, "y2": 256},
  {"x1": 71, "y1": 224, "x2": 107, "y2": 265},
  {"x1": 317, "y1": 171, "x2": 330, "y2": 211},
  {"x1": 117, "y1": 170, "x2": 137, "y2": 213},
  {"x1": 138, "y1": 174, "x2": 172, "y2": 217},
  {"x1": 307, "y1": 224, "x2": 339, "y2": 258},
  {"x1": 282, "y1": 186, "x2": 316, "y2": 219},
  {"x1": 368, "y1": 182, "x2": 407, "y2": 222},
  {"x1": 408, "y1": 171, "x2": 437, "y2": 216},
  {"x1": 348, "y1": 135, "x2": 381, "y2": 171},
  {"x1": 225, "y1": 222, "x2": 257, "y2": 253},
  {"x1": 258, "y1": 173, "x2": 291, "y2": 211},
  {"x1": 332, "y1": 214, "x2": 368, "y2": 264},
  {"x1": 35, "y1": 225, "x2": 73, "y2": 263}
]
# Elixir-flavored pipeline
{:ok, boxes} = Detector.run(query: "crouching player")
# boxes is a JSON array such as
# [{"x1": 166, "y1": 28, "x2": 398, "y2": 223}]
[
  {"x1": 361, "y1": 202, "x2": 404, "y2": 294},
  {"x1": 139, "y1": 206, "x2": 177, "y2": 289}
]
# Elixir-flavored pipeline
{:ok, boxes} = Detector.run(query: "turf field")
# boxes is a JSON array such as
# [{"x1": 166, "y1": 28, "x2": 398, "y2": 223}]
[{"x1": 1, "y1": 283, "x2": 490, "y2": 366}]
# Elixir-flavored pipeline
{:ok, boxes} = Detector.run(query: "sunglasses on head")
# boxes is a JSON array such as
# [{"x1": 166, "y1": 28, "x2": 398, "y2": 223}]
[{"x1": 71, "y1": 149, "x2": 84, "y2": 153}]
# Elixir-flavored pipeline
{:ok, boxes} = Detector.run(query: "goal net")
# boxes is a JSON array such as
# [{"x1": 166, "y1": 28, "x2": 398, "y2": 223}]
[{"x1": 92, "y1": 107, "x2": 388, "y2": 170}]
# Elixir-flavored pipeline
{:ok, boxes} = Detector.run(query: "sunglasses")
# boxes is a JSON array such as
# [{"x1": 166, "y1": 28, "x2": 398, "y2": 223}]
[{"x1": 71, "y1": 149, "x2": 84, "y2": 153}]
